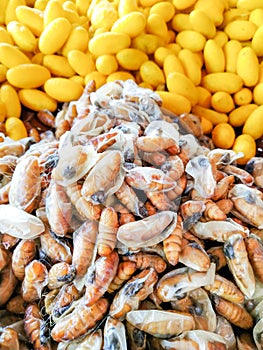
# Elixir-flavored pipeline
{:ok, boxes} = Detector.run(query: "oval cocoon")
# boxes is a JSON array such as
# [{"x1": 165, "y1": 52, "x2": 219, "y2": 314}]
[
  {"x1": 156, "y1": 91, "x2": 191, "y2": 115},
  {"x1": 18, "y1": 89, "x2": 57, "y2": 112},
  {"x1": 61, "y1": 25, "x2": 89, "y2": 56},
  {"x1": 43, "y1": 55, "x2": 75, "y2": 77},
  {"x1": 39, "y1": 17, "x2": 71, "y2": 55},
  {"x1": 224, "y1": 40, "x2": 242, "y2": 73},
  {"x1": 203, "y1": 39, "x2": 225, "y2": 73},
  {"x1": 15, "y1": 5, "x2": 44, "y2": 37},
  {"x1": 7, "y1": 64, "x2": 51, "y2": 88},
  {"x1": 242, "y1": 105, "x2": 263, "y2": 139},
  {"x1": 0, "y1": 84, "x2": 21, "y2": 118},
  {"x1": 229, "y1": 104, "x2": 258, "y2": 127},
  {"x1": 212, "y1": 123, "x2": 235, "y2": 149},
  {"x1": 249, "y1": 8, "x2": 263, "y2": 27},
  {"x1": 201, "y1": 72, "x2": 243, "y2": 94},
  {"x1": 163, "y1": 54, "x2": 185, "y2": 78},
  {"x1": 211, "y1": 91, "x2": 234, "y2": 113},
  {"x1": 68, "y1": 50, "x2": 95, "y2": 76},
  {"x1": 252, "y1": 25, "x2": 263, "y2": 57},
  {"x1": 0, "y1": 43, "x2": 30, "y2": 68},
  {"x1": 236, "y1": 47, "x2": 259, "y2": 87},
  {"x1": 43, "y1": 0, "x2": 64, "y2": 28},
  {"x1": 96, "y1": 55, "x2": 118, "y2": 75},
  {"x1": 232, "y1": 134, "x2": 256, "y2": 165},
  {"x1": 7, "y1": 21, "x2": 37, "y2": 52},
  {"x1": 44, "y1": 77, "x2": 83, "y2": 102},
  {"x1": 189, "y1": 9, "x2": 216, "y2": 38},
  {"x1": 167, "y1": 72, "x2": 198, "y2": 106},
  {"x1": 140, "y1": 60, "x2": 165, "y2": 88},
  {"x1": 192, "y1": 105, "x2": 228, "y2": 125},
  {"x1": 111, "y1": 12, "x2": 146, "y2": 38},
  {"x1": 176, "y1": 30, "x2": 206, "y2": 52},
  {"x1": 89, "y1": 32, "x2": 131, "y2": 56},
  {"x1": 116, "y1": 48, "x2": 148, "y2": 70},
  {"x1": 234, "y1": 87, "x2": 253, "y2": 105},
  {"x1": 150, "y1": 2, "x2": 175, "y2": 22},
  {"x1": 224, "y1": 20, "x2": 257, "y2": 41},
  {"x1": 5, "y1": 0, "x2": 26, "y2": 25},
  {"x1": 253, "y1": 82, "x2": 263, "y2": 105},
  {"x1": 132, "y1": 33, "x2": 160, "y2": 55},
  {"x1": 178, "y1": 49, "x2": 202, "y2": 85},
  {"x1": 5, "y1": 117, "x2": 27, "y2": 140},
  {"x1": 146, "y1": 13, "x2": 168, "y2": 39}
]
